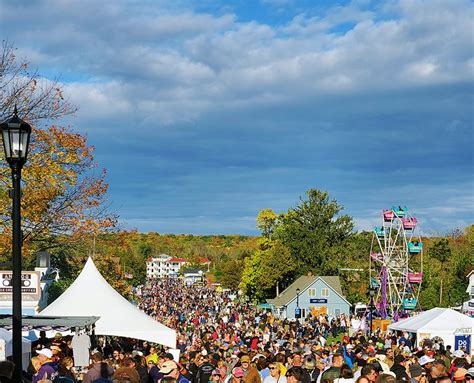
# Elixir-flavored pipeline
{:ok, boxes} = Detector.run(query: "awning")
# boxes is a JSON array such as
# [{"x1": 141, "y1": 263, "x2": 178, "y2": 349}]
[{"x1": 0, "y1": 315, "x2": 99, "y2": 331}]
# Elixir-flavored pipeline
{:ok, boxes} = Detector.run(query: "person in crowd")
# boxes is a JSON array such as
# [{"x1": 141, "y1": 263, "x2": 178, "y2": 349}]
[
  {"x1": 239, "y1": 355, "x2": 262, "y2": 383},
  {"x1": 160, "y1": 360, "x2": 191, "y2": 383},
  {"x1": 57, "y1": 356, "x2": 76, "y2": 383},
  {"x1": 134, "y1": 354, "x2": 149, "y2": 383},
  {"x1": 286, "y1": 367, "x2": 305, "y2": 383},
  {"x1": 83, "y1": 352, "x2": 114, "y2": 383},
  {"x1": 264, "y1": 362, "x2": 287, "y2": 383},
  {"x1": 33, "y1": 348, "x2": 59, "y2": 383},
  {"x1": 212, "y1": 368, "x2": 225, "y2": 383},
  {"x1": 113, "y1": 357, "x2": 141, "y2": 383},
  {"x1": 390, "y1": 355, "x2": 409, "y2": 382},
  {"x1": 335, "y1": 365, "x2": 354, "y2": 383}
]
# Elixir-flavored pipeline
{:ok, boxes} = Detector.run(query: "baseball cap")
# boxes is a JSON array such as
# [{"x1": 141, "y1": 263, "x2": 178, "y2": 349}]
[
  {"x1": 465, "y1": 368, "x2": 474, "y2": 378},
  {"x1": 232, "y1": 367, "x2": 244, "y2": 378},
  {"x1": 240, "y1": 355, "x2": 250, "y2": 363},
  {"x1": 453, "y1": 350, "x2": 465, "y2": 358},
  {"x1": 409, "y1": 364, "x2": 423, "y2": 378},
  {"x1": 36, "y1": 348, "x2": 53, "y2": 359},
  {"x1": 159, "y1": 361, "x2": 178, "y2": 374},
  {"x1": 419, "y1": 355, "x2": 435, "y2": 366}
]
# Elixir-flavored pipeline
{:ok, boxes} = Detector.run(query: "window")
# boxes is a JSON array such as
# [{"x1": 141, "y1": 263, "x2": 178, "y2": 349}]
[
  {"x1": 308, "y1": 288, "x2": 316, "y2": 297},
  {"x1": 321, "y1": 288, "x2": 329, "y2": 297}
]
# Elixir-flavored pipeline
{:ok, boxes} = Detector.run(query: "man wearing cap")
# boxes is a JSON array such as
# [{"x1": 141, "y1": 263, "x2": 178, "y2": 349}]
[
  {"x1": 465, "y1": 367, "x2": 474, "y2": 381},
  {"x1": 408, "y1": 363, "x2": 428, "y2": 383},
  {"x1": 32, "y1": 348, "x2": 59, "y2": 383},
  {"x1": 229, "y1": 367, "x2": 245, "y2": 383},
  {"x1": 240, "y1": 355, "x2": 262, "y2": 383},
  {"x1": 390, "y1": 355, "x2": 409, "y2": 382},
  {"x1": 418, "y1": 356, "x2": 435, "y2": 376},
  {"x1": 160, "y1": 360, "x2": 191, "y2": 383}
]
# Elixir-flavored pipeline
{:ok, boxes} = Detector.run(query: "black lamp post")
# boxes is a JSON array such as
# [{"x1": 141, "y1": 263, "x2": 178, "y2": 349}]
[
  {"x1": 369, "y1": 287, "x2": 376, "y2": 337},
  {"x1": 0, "y1": 107, "x2": 32, "y2": 382},
  {"x1": 295, "y1": 288, "x2": 301, "y2": 319}
]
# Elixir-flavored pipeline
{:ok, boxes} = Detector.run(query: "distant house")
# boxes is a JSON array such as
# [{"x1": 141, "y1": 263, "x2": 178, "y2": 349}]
[
  {"x1": 146, "y1": 254, "x2": 210, "y2": 279},
  {"x1": 182, "y1": 268, "x2": 207, "y2": 286},
  {"x1": 267, "y1": 273, "x2": 351, "y2": 319},
  {"x1": 462, "y1": 270, "x2": 474, "y2": 317}
]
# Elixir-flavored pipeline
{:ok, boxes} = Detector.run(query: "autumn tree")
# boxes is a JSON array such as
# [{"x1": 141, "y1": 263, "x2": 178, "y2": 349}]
[{"x1": 0, "y1": 42, "x2": 115, "y2": 263}]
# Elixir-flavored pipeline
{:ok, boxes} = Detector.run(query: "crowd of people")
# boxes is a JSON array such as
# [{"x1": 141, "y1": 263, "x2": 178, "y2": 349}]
[{"x1": 11, "y1": 278, "x2": 473, "y2": 383}]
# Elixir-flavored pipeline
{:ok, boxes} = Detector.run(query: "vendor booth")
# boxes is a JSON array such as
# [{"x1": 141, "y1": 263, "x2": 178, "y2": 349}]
[
  {"x1": 388, "y1": 307, "x2": 474, "y2": 355},
  {"x1": 38, "y1": 257, "x2": 176, "y2": 348},
  {"x1": 0, "y1": 328, "x2": 31, "y2": 367}
]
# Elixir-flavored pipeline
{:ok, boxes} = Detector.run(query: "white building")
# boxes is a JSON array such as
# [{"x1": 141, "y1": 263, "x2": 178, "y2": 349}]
[
  {"x1": 146, "y1": 254, "x2": 186, "y2": 279},
  {"x1": 146, "y1": 254, "x2": 211, "y2": 279},
  {"x1": 463, "y1": 271, "x2": 474, "y2": 317}
]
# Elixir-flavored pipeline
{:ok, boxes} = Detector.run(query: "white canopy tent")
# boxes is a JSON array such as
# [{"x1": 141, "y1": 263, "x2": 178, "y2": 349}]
[
  {"x1": 388, "y1": 308, "x2": 474, "y2": 354},
  {"x1": 0, "y1": 328, "x2": 31, "y2": 367},
  {"x1": 38, "y1": 257, "x2": 176, "y2": 348}
]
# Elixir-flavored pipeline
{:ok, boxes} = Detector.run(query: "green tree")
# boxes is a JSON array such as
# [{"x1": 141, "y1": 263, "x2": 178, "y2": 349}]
[
  {"x1": 274, "y1": 189, "x2": 354, "y2": 275},
  {"x1": 220, "y1": 259, "x2": 243, "y2": 290},
  {"x1": 429, "y1": 239, "x2": 451, "y2": 262},
  {"x1": 241, "y1": 239, "x2": 296, "y2": 301}
]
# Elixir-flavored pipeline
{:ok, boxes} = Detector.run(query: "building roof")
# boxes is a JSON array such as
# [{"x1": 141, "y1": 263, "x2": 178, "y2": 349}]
[
  {"x1": 267, "y1": 274, "x2": 348, "y2": 307},
  {"x1": 169, "y1": 257, "x2": 187, "y2": 263}
]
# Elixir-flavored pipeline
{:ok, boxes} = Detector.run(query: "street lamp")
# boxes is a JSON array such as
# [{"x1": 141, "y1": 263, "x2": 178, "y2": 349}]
[
  {"x1": 369, "y1": 287, "x2": 376, "y2": 337},
  {"x1": 0, "y1": 106, "x2": 32, "y2": 382}
]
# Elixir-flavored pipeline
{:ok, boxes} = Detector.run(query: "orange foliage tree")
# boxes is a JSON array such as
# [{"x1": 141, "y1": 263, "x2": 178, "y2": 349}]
[{"x1": 0, "y1": 42, "x2": 116, "y2": 262}]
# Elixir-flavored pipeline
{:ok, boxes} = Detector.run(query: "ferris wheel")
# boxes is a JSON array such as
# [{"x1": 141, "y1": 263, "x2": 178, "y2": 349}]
[{"x1": 369, "y1": 206, "x2": 423, "y2": 319}]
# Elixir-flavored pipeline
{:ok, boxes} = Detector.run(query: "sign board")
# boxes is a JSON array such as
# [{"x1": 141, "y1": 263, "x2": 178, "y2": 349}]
[
  {"x1": 454, "y1": 335, "x2": 471, "y2": 352},
  {"x1": 0, "y1": 271, "x2": 41, "y2": 301},
  {"x1": 310, "y1": 298, "x2": 328, "y2": 304},
  {"x1": 454, "y1": 327, "x2": 472, "y2": 335},
  {"x1": 295, "y1": 307, "x2": 301, "y2": 318}
]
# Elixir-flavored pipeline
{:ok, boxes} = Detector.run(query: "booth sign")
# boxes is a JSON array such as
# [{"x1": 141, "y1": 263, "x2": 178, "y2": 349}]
[
  {"x1": 0, "y1": 271, "x2": 41, "y2": 301},
  {"x1": 454, "y1": 335, "x2": 471, "y2": 352}
]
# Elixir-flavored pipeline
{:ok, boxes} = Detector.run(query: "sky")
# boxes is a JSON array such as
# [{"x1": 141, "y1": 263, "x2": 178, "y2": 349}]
[{"x1": 1, "y1": 0, "x2": 473, "y2": 235}]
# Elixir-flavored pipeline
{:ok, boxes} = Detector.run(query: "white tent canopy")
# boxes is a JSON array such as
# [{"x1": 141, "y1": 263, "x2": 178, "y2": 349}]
[
  {"x1": 388, "y1": 307, "x2": 473, "y2": 353},
  {"x1": 0, "y1": 328, "x2": 31, "y2": 367},
  {"x1": 39, "y1": 257, "x2": 176, "y2": 348}
]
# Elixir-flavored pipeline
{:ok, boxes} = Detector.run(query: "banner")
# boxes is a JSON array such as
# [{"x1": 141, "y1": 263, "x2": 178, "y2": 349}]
[{"x1": 0, "y1": 271, "x2": 41, "y2": 301}]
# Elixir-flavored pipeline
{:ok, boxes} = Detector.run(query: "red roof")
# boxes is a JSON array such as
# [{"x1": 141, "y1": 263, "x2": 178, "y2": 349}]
[
  {"x1": 199, "y1": 257, "x2": 210, "y2": 263},
  {"x1": 169, "y1": 257, "x2": 187, "y2": 263}
]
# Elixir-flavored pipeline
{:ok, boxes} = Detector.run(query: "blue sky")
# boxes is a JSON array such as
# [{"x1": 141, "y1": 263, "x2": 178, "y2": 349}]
[{"x1": 1, "y1": 0, "x2": 473, "y2": 235}]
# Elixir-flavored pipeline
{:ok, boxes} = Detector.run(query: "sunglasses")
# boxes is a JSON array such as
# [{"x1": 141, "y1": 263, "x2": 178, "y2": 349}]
[
  {"x1": 269, "y1": 367, "x2": 278, "y2": 370},
  {"x1": 213, "y1": 374, "x2": 221, "y2": 377}
]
